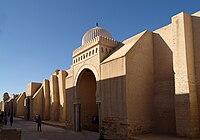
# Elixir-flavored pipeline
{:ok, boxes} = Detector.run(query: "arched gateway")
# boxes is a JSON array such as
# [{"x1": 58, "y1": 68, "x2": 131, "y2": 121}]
[
  {"x1": 74, "y1": 68, "x2": 99, "y2": 132},
  {"x1": 71, "y1": 25, "x2": 119, "y2": 133}
]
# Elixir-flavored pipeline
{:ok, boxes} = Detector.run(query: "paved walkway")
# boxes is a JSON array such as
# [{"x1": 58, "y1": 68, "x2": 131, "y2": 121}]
[
  {"x1": 2, "y1": 118, "x2": 200, "y2": 140},
  {"x1": 2, "y1": 118, "x2": 99, "y2": 140},
  {"x1": 132, "y1": 134, "x2": 199, "y2": 140}
]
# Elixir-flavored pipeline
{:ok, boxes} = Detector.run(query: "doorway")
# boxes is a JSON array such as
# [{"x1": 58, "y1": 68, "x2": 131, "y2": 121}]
[{"x1": 75, "y1": 69, "x2": 99, "y2": 132}]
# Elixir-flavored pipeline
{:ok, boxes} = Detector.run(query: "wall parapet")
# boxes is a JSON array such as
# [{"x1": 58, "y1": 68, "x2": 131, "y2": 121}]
[{"x1": 73, "y1": 36, "x2": 121, "y2": 57}]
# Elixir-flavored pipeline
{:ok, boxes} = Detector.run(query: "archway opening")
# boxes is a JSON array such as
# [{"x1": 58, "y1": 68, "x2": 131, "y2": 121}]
[
  {"x1": 24, "y1": 97, "x2": 30, "y2": 120},
  {"x1": 76, "y1": 69, "x2": 99, "y2": 132}
]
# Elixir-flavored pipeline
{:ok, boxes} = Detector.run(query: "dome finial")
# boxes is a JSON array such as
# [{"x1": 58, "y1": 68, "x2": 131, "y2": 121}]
[{"x1": 96, "y1": 22, "x2": 99, "y2": 27}]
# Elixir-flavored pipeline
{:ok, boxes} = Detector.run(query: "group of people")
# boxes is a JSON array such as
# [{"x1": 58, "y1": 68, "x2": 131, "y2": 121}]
[
  {"x1": 0, "y1": 111, "x2": 13, "y2": 126},
  {"x1": 35, "y1": 114, "x2": 42, "y2": 132}
]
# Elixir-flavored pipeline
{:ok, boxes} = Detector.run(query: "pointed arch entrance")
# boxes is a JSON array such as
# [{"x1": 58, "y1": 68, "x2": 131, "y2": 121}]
[{"x1": 74, "y1": 68, "x2": 99, "y2": 132}]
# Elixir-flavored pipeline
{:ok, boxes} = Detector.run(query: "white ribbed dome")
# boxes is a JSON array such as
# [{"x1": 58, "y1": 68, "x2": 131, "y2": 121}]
[{"x1": 82, "y1": 26, "x2": 112, "y2": 45}]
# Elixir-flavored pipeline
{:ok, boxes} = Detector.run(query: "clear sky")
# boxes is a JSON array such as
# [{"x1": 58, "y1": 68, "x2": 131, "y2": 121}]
[{"x1": 0, "y1": 0, "x2": 199, "y2": 100}]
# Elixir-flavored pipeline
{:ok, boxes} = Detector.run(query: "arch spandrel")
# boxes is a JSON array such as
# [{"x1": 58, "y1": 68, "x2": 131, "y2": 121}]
[{"x1": 74, "y1": 65, "x2": 100, "y2": 87}]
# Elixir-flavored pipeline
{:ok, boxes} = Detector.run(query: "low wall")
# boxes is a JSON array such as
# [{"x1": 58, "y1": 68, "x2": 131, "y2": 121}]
[{"x1": 0, "y1": 128, "x2": 21, "y2": 140}]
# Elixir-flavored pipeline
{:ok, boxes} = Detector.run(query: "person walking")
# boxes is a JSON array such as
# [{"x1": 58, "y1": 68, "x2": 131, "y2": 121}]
[
  {"x1": 37, "y1": 115, "x2": 42, "y2": 132},
  {"x1": 4, "y1": 113, "x2": 8, "y2": 125},
  {"x1": 0, "y1": 112, "x2": 3, "y2": 122},
  {"x1": 99, "y1": 127, "x2": 105, "y2": 140},
  {"x1": 10, "y1": 115, "x2": 13, "y2": 126}
]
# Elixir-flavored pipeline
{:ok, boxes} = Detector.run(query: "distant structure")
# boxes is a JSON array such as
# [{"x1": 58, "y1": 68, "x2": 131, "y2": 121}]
[
  {"x1": 1, "y1": 11, "x2": 200, "y2": 139},
  {"x1": 0, "y1": 92, "x2": 13, "y2": 115}
]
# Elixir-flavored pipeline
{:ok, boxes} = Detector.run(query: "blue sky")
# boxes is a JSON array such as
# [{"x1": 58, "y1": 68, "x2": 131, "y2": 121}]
[{"x1": 0, "y1": 0, "x2": 199, "y2": 100}]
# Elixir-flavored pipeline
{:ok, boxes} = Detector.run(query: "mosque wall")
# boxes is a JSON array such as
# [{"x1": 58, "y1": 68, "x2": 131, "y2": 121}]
[
  {"x1": 126, "y1": 31, "x2": 154, "y2": 138},
  {"x1": 65, "y1": 68, "x2": 74, "y2": 129},
  {"x1": 153, "y1": 24, "x2": 176, "y2": 134},
  {"x1": 99, "y1": 44, "x2": 118, "y2": 62},
  {"x1": 26, "y1": 82, "x2": 42, "y2": 120},
  {"x1": 32, "y1": 85, "x2": 44, "y2": 119},
  {"x1": 43, "y1": 80, "x2": 50, "y2": 120},
  {"x1": 172, "y1": 12, "x2": 200, "y2": 138},
  {"x1": 15, "y1": 92, "x2": 26, "y2": 117},
  {"x1": 58, "y1": 70, "x2": 68, "y2": 122},
  {"x1": 2, "y1": 10, "x2": 200, "y2": 140},
  {"x1": 29, "y1": 71, "x2": 68, "y2": 122},
  {"x1": 50, "y1": 75, "x2": 59, "y2": 121},
  {"x1": 100, "y1": 57, "x2": 127, "y2": 139},
  {"x1": 192, "y1": 11, "x2": 200, "y2": 132},
  {"x1": 26, "y1": 82, "x2": 42, "y2": 97},
  {"x1": 73, "y1": 45, "x2": 100, "y2": 82},
  {"x1": 13, "y1": 95, "x2": 19, "y2": 116}
]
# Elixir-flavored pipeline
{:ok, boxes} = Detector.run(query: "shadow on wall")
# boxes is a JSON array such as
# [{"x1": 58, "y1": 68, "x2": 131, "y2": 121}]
[
  {"x1": 65, "y1": 76, "x2": 127, "y2": 138},
  {"x1": 152, "y1": 33, "x2": 176, "y2": 135},
  {"x1": 174, "y1": 94, "x2": 190, "y2": 131},
  {"x1": 66, "y1": 73, "x2": 176, "y2": 139},
  {"x1": 192, "y1": 16, "x2": 200, "y2": 130},
  {"x1": 49, "y1": 102, "x2": 65, "y2": 122},
  {"x1": 66, "y1": 87, "x2": 74, "y2": 129}
]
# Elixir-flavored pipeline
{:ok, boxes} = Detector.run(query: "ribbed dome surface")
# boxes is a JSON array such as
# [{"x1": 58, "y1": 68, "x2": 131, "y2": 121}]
[{"x1": 82, "y1": 26, "x2": 112, "y2": 45}]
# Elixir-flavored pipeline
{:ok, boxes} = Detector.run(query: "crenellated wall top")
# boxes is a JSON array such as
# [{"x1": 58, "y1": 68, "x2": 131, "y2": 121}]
[{"x1": 73, "y1": 36, "x2": 121, "y2": 57}]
